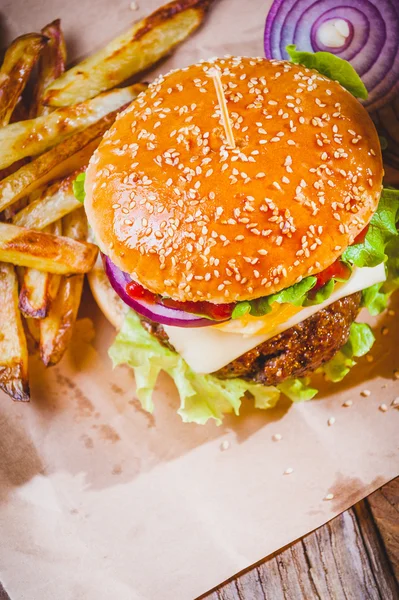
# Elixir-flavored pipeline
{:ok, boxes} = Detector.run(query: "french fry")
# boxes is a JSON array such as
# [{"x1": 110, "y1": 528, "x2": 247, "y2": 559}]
[
  {"x1": 0, "y1": 221, "x2": 98, "y2": 274},
  {"x1": 31, "y1": 19, "x2": 67, "y2": 117},
  {"x1": 0, "y1": 263, "x2": 29, "y2": 401},
  {"x1": 21, "y1": 20, "x2": 67, "y2": 317},
  {"x1": 18, "y1": 220, "x2": 62, "y2": 318},
  {"x1": 40, "y1": 208, "x2": 87, "y2": 366},
  {"x1": 13, "y1": 170, "x2": 84, "y2": 230},
  {"x1": 43, "y1": 0, "x2": 212, "y2": 107},
  {"x1": 0, "y1": 109, "x2": 120, "y2": 213},
  {"x1": 0, "y1": 33, "x2": 47, "y2": 126},
  {"x1": 0, "y1": 84, "x2": 145, "y2": 170}
]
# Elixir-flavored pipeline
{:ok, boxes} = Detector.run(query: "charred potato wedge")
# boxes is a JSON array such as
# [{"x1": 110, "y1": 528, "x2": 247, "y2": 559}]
[
  {"x1": 0, "y1": 33, "x2": 47, "y2": 126},
  {"x1": 40, "y1": 208, "x2": 87, "y2": 366},
  {"x1": 18, "y1": 221, "x2": 62, "y2": 318},
  {"x1": 0, "y1": 109, "x2": 122, "y2": 212},
  {"x1": 43, "y1": 0, "x2": 212, "y2": 106},
  {"x1": 32, "y1": 19, "x2": 67, "y2": 117},
  {"x1": 13, "y1": 170, "x2": 83, "y2": 230},
  {"x1": 0, "y1": 222, "x2": 98, "y2": 274},
  {"x1": 0, "y1": 84, "x2": 145, "y2": 169},
  {"x1": 0, "y1": 263, "x2": 29, "y2": 401}
]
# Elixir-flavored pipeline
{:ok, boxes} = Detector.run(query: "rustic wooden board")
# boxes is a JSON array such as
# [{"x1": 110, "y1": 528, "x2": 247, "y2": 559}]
[{"x1": 203, "y1": 478, "x2": 399, "y2": 600}]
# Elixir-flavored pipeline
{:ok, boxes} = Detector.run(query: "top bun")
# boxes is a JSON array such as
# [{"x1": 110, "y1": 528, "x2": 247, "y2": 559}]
[{"x1": 85, "y1": 56, "x2": 383, "y2": 304}]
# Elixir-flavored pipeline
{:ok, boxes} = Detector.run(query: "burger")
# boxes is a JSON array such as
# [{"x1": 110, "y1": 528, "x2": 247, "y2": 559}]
[{"x1": 83, "y1": 54, "x2": 399, "y2": 424}]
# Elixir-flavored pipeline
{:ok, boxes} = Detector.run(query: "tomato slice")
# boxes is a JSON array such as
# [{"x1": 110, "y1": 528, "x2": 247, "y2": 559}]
[{"x1": 313, "y1": 259, "x2": 352, "y2": 291}]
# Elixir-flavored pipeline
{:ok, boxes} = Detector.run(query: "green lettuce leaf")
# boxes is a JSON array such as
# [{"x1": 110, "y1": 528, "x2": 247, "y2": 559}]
[
  {"x1": 323, "y1": 322, "x2": 375, "y2": 382},
  {"x1": 278, "y1": 378, "x2": 318, "y2": 402},
  {"x1": 73, "y1": 172, "x2": 86, "y2": 203},
  {"x1": 286, "y1": 45, "x2": 368, "y2": 99},
  {"x1": 361, "y1": 283, "x2": 389, "y2": 316},
  {"x1": 109, "y1": 311, "x2": 281, "y2": 425},
  {"x1": 362, "y1": 233, "x2": 399, "y2": 315},
  {"x1": 343, "y1": 188, "x2": 399, "y2": 268},
  {"x1": 267, "y1": 276, "x2": 317, "y2": 306},
  {"x1": 234, "y1": 276, "x2": 317, "y2": 318},
  {"x1": 304, "y1": 279, "x2": 335, "y2": 307}
]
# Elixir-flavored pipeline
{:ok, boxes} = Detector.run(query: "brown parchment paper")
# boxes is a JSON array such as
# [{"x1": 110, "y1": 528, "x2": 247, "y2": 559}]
[{"x1": 1, "y1": 1, "x2": 398, "y2": 598}]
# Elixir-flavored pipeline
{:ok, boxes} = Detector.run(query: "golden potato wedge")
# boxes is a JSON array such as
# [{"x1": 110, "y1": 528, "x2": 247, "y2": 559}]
[
  {"x1": 0, "y1": 108, "x2": 121, "y2": 212},
  {"x1": 32, "y1": 19, "x2": 67, "y2": 117},
  {"x1": 0, "y1": 262, "x2": 29, "y2": 401},
  {"x1": 0, "y1": 33, "x2": 47, "y2": 126},
  {"x1": 43, "y1": 0, "x2": 212, "y2": 107},
  {"x1": 0, "y1": 84, "x2": 145, "y2": 169},
  {"x1": 0, "y1": 222, "x2": 98, "y2": 274},
  {"x1": 18, "y1": 220, "x2": 62, "y2": 318},
  {"x1": 13, "y1": 169, "x2": 85, "y2": 230},
  {"x1": 17, "y1": 21, "x2": 67, "y2": 320},
  {"x1": 40, "y1": 208, "x2": 87, "y2": 366}
]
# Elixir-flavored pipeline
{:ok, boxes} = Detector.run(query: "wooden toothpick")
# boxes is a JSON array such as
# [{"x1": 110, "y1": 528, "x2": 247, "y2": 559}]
[{"x1": 207, "y1": 67, "x2": 236, "y2": 150}]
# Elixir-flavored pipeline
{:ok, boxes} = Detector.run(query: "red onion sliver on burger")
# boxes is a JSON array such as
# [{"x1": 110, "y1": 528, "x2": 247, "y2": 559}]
[{"x1": 103, "y1": 255, "x2": 225, "y2": 328}]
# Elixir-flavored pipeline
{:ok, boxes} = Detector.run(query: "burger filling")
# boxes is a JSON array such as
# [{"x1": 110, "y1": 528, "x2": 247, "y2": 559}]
[{"x1": 141, "y1": 293, "x2": 361, "y2": 385}]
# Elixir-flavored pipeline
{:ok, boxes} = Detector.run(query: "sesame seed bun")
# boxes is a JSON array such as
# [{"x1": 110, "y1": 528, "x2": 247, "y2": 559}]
[{"x1": 85, "y1": 56, "x2": 383, "y2": 304}]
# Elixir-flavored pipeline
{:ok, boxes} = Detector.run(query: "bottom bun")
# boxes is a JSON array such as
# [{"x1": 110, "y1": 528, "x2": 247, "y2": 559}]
[{"x1": 88, "y1": 255, "x2": 127, "y2": 330}]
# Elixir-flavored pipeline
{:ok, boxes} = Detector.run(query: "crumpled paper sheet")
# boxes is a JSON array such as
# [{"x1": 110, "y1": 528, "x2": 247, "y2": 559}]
[{"x1": 0, "y1": 1, "x2": 398, "y2": 598}]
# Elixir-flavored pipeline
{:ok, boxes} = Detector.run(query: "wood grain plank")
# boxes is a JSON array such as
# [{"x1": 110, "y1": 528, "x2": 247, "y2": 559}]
[
  {"x1": 354, "y1": 498, "x2": 398, "y2": 600},
  {"x1": 256, "y1": 560, "x2": 285, "y2": 600},
  {"x1": 367, "y1": 478, "x2": 399, "y2": 580}
]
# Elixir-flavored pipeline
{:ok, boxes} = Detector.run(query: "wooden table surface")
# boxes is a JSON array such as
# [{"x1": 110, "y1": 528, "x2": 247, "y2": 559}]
[
  {"x1": 0, "y1": 478, "x2": 397, "y2": 599},
  {"x1": 203, "y1": 477, "x2": 399, "y2": 600}
]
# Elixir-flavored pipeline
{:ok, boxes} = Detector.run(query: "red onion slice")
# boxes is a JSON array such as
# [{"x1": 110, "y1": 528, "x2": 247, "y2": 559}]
[
  {"x1": 264, "y1": 0, "x2": 399, "y2": 112},
  {"x1": 103, "y1": 255, "x2": 225, "y2": 328}
]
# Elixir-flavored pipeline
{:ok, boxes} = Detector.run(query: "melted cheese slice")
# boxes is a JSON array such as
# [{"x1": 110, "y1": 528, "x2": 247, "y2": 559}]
[{"x1": 164, "y1": 264, "x2": 386, "y2": 374}]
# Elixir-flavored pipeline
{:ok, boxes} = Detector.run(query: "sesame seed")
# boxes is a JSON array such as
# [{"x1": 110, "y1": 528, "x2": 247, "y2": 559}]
[
  {"x1": 327, "y1": 417, "x2": 335, "y2": 426},
  {"x1": 284, "y1": 467, "x2": 294, "y2": 475},
  {"x1": 392, "y1": 398, "x2": 399, "y2": 407},
  {"x1": 379, "y1": 404, "x2": 388, "y2": 412},
  {"x1": 382, "y1": 326, "x2": 389, "y2": 336},
  {"x1": 324, "y1": 493, "x2": 334, "y2": 501},
  {"x1": 361, "y1": 389, "x2": 371, "y2": 397},
  {"x1": 220, "y1": 440, "x2": 230, "y2": 451},
  {"x1": 342, "y1": 400, "x2": 353, "y2": 407},
  {"x1": 272, "y1": 433, "x2": 282, "y2": 441},
  {"x1": 366, "y1": 355, "x2": 374, "y2": 363}
]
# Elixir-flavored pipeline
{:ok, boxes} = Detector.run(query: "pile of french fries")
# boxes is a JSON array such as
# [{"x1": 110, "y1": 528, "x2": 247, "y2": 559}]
[{"x1": 0, "y1": 0, "x2": 211, "y2": 401}]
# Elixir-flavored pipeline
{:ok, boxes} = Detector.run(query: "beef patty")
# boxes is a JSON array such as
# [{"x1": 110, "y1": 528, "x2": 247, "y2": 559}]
[{"x1": 140, "y1": 292, "x2": 361, "y2": 386}]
